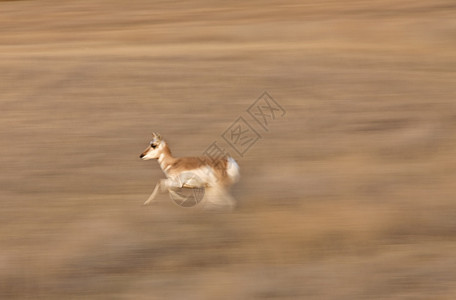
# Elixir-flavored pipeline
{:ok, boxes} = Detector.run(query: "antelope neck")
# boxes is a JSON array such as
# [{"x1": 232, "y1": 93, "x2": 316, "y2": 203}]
[{"x1": 157, "y1": 143, "x2": 175, "y2": 173}]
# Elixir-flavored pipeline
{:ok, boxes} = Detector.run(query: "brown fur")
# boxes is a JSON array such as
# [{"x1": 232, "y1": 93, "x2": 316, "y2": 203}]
[
  {"x1": 169, "y1": 156, "x2": 230, "y2": 185},
  {"x1": 159, "y1": 143, "x2": 231, "y2": 186}
]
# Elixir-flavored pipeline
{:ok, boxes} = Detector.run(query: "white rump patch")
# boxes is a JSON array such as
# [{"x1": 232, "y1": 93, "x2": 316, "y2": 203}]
[{"x1": 226, "y1": 157, "x2": 240, "y2": 183}]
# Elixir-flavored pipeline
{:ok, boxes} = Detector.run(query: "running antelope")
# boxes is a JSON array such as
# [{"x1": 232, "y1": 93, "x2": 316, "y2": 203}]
[{"x1": 139, "y1": 132, "x2": 240, "y2": 210}]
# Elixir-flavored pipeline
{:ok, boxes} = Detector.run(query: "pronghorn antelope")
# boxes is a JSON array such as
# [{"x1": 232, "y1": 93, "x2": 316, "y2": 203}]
[{"x1": 140, "y1": 132, "x2": 240, "y2": 210}]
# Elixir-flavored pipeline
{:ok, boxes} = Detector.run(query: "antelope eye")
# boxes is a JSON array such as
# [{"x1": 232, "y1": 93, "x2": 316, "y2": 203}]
[{"x1": 150, "y1": 143, "x2": 157, "y2": 149}]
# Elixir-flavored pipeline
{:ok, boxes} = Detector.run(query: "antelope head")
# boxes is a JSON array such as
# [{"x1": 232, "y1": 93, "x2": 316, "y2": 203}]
[{"x1": 140, "y1": 132, "x2": 164, "y2": 160}]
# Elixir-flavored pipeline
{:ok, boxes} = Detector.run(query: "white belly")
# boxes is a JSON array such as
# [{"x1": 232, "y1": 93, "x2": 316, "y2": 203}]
[{"x1": 168, "y1": 166, "x2": 218, "y2": 188}]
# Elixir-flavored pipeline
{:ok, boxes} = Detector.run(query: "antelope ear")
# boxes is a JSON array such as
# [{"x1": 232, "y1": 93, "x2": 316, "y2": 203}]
[{"x1": 151, "y1": 132, "x2": 162, "y2": 144}]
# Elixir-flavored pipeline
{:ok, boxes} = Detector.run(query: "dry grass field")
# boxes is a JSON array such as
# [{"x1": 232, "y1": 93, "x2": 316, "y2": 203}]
[{"x1": 1, "y1": 0, "x2": 456, "y2": 298}]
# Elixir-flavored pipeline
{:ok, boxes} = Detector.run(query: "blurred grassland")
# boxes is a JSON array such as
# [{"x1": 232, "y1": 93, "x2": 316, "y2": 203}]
[{"x1": 1, "y1": 0, "x2": 456, "y2": 299}]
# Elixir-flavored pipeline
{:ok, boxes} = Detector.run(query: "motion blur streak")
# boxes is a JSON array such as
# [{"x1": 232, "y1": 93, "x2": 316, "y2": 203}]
[{"x1": 1, "y1": 0, "x2": 456, "y2": 298}]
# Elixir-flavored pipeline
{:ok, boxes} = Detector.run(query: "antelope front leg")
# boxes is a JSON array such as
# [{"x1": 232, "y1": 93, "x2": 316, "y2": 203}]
[
  {"x1": 144, "y1": 178, "x2": 184, "y2": 205},
  {"x1": 143, "y1": 182, "x2": 161, "y2": 205}
]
